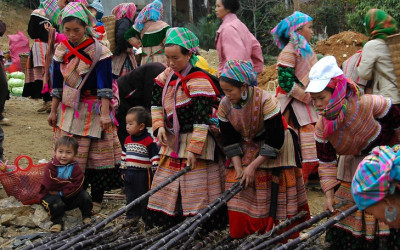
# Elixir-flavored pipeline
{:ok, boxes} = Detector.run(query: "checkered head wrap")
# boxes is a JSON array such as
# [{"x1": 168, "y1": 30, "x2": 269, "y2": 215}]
[
  {"x1": 61, "y1": 2, "x2": 98, "y2": 38},
  {"x1": 221, "y1": 60, "x2": 257, "y2": 86},
  {"x1": 165, "y1": 27, "x2": 199, "y2": 65},
  {"x1": 133, "y1": 0, "x2": 163, "y2": 32},
  {"x1": 112, "y1": 3, "x2": 137, "y2": 21},
  {"x1": 352, "y1": 145, "x2": 400, "y2": 210}
]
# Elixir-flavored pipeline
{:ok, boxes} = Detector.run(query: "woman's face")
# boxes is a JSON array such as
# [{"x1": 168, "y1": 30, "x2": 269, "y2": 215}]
[
  {"x1": 215, "y1": 0, "x2": 230, "y2": 19},
  {"x1": 220, "y1": 79, "x2": 246, "y2": 105},
  {"x1": 57, "y1": 0, "x2": 67, "y2": 9},
  {"x1": 365, "y1": 196, "x2": 400, "y2": 229},
  {"x1": 63, "y1": 20, "x2": 87, "y2": 44},
  {"x1": 297, "y1": 21, "x2": 314, "y2": 42},
  {"x1": 165, "y1": 45, "x2": 191, "y2": 72},
  {"x1": 310, "y1": 89, "x2": 332, "y2": 111}
]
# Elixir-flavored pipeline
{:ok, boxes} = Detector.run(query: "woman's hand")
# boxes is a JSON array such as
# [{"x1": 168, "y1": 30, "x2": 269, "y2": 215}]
[
  {"x1": 100, "y1": 115, "x2": 112, "y2": 131},
  {"x1": 324, "y1": 189, "x2": 336, "y2": 212},
  {"x1": 47, "y1": 111, "x2": 57, "y2": 127},
  {"x1": 241, "y1": 164, "x2": 257, "y2": 189},
  {"x1": 234, "y1": 164, "x2": 243, "y2": 180},
  {"x1": 157, "y1": 127, "x2": 168, "y2": 146},
  {"x1": 186, "y1": 151, "x2": 197, "y2": 169}
]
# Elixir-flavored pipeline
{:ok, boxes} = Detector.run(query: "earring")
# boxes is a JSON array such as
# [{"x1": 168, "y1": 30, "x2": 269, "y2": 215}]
[
  {"x1": 241, "y1": 90, "x2": 248, "y2": 101},
  {"x1": 385, "y1": 205, "x2": 397, "y2": 222}
]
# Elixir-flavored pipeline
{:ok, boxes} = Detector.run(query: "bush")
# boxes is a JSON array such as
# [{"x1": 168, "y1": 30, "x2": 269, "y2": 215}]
[{"x1": 185, "y1": 15, "x2": 221, "y2": 51}]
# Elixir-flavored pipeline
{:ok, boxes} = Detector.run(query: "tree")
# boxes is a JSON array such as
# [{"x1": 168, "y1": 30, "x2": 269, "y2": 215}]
[{"x1": 240, "y1": 0, "x2": 278, "y2": 37}]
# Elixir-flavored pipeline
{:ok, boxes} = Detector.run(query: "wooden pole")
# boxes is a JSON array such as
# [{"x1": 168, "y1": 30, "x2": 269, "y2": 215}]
[
  {"x1": 276, "y1": 205, "x2": 358, "y2": 250},
  {"x1": 294, "y1": 0, "x2": 300, "y2": 11}
]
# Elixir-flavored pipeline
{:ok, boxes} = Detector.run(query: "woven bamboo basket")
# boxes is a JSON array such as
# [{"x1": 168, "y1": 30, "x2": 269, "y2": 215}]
[
  {"x1": 102, "y1": 15, "x2": 116, "y2": 53},
  {"x1": 19, "y1": 53, "x2": 29, "y2": 73},
  {"x1": 387, "y1": 33, "x2": 400, "y2": 89}
]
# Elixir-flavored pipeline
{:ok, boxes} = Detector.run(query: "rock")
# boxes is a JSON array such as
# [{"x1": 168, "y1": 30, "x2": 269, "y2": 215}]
[
  {"x1": 32, "y1": 205, "x2": 49, "y2": 227},
  {"x1": 9, "y1": 216, "x2": 36, "y2": 228},
  {"x1": 38, "y1": 220, "x2": 52, "y2": 231},
  {"x1": 0, "y1": 197, "x2": 31, "y2": 216},
  {"x1": 0, "y1": 214, "x2": 16, "y2": 225}
]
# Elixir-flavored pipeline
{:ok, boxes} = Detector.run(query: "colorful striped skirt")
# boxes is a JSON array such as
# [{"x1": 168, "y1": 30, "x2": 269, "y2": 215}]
[
  {"x1": 226, "y1": 166, "x2": 310, "y2": 238},
  {"x1": 147, "y1": 155, "x2": 225, "y2": 216},
  {"x1": 325, "y1": 181, "x2": 395, "y2": 249}
]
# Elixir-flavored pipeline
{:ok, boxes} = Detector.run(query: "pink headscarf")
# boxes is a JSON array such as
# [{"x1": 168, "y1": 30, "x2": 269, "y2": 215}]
[{"x1": 112, "y1": 3, "x2": 137, "y2": 21}]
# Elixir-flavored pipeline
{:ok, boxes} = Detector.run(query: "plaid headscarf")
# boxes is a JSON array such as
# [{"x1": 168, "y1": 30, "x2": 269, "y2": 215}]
[
  {"x1": 271, "y1": 11, "x2": 313, "y2": 57},
  {"x1": 112, "y1": 3, "x2": 137, "y2": 21},
  {"x1": 352, "y1": 145, "x2": 400, "y2": 210},
  {"x1": 89, "y1": 0, "x2": 104, "y2": 20},
  {"x1": 61, "y1": 2, "x2": 99, "y2": 38},
  {"x1": 40, "y1": 0, "x2": 89, "y2": 27},
  {"x1": 221, "y1": 60, "x2": 257, "y2": 86},
  {"x1": 365, "y1": 9, "x2": 399, "y2": 41},
  {"x1": 319, "y1": 75, "x2": 360, "y2": 138},
  {"x1": 165, "y1": 27, "x2": 199, "y2": 65},
  {"x1": 133, "y1": 0, "x2": 163, "y2": 32}
]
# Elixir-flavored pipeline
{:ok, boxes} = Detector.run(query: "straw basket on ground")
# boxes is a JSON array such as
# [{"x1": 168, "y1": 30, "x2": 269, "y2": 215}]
[
  {"x1": 387, "y1": 33, "x2": 400, "y2": 89},
  {"x1": 19, "y1": 53, "x2": 29, "y2": 73},
  {"x1": 102, "y1": 15, "x2": 116, "y2": 53}
]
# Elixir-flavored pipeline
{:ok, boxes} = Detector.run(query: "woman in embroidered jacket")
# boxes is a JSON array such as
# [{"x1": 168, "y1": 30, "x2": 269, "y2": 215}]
[
  {"x1": 124, "y1": 0, "x2": 169, "y2": 65},
  {"x1": 215, "y1": 0, "x2": 263, "y2": 76},
  {"x1": 218, "y1": 59, "x2": 309, "y2": 238},
  {"x1": 271, "y1": 11, "x2": 319, "y2": 183},
  {"x1": 22, "y1": 9, "x2": 52, "y2": 113},
  {"x1": 306, "y1": 56, "x2": 400, "y2": 249},
  {"x1": 111, "y1": 3, "x2": 138, "y2": 78},
  {"x1": 147, "y1": 27, "x2": 226, "y2": 231},
  {"x1": 47, "y1": 2, "x2": 121, "y2": 215}
]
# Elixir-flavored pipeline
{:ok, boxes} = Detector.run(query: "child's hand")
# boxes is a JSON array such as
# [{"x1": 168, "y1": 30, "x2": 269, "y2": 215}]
[
  {"x1": 121, "y1": 174, "x2": 125, "y2": 181},
  {"x1": 49, "y1": 191, "x2": 58, "y2": 195}
]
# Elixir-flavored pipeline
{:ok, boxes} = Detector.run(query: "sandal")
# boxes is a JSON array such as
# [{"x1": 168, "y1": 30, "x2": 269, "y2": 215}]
[
  {"x1": 50, "y1": 224, "x2": 62, "y2": 233},
  {"x1": 91, "y1": 202, "x2": 102, "y2": 215}
]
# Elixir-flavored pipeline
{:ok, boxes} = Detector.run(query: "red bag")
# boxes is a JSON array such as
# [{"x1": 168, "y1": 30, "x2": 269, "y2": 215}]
[{"x1": 0, "y1": 155, "x2": 47, "y2": 205}]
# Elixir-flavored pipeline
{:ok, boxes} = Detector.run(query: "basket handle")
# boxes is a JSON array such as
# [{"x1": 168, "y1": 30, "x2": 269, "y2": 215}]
[{"x1": 14, "y1": 155, "x2": 34, "y2": 171}]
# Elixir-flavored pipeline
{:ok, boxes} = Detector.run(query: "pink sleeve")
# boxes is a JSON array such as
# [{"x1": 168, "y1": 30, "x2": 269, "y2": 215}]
[{"x1": 250, "y1": 36, "x2": 264, "y2": 73}]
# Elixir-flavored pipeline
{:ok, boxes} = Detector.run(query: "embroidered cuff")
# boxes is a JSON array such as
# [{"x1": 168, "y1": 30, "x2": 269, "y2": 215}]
[
  {"x1": 151, "y1": 106, "x2": 164, "y2": 132},
  {"x1": 97, "y1": 88, "x2": 113, "y2": 99},
  {"x1": 187, "y1": 124, "x2": 209, "y2": 155},
  {"x1": 259, "y1": 144, "x2": 280, "y2": 158},
  {"x1": 288, "y1": 83, "x2": 311, "y2": 104},
  {"x1": 318, "y1": 161, "x2": 340, "y2": 193},
  {"x1": 51, "y1": 88, "x2": 63, "y2": 99},
  {"x1": 224, "y1": 143, "x2": 243, "y2": 158},
  {"x1": 151, "y1": 164, "x2": 158, "y2": 172}
]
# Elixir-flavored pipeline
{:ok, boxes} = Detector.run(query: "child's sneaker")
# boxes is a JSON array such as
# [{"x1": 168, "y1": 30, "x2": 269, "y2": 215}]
[
  {"x1": 83, "y1": 217, "x2": 91, "y2": 225},
  {"x1": 50, "y1": 224, "x2": 62, "y2": 233}
]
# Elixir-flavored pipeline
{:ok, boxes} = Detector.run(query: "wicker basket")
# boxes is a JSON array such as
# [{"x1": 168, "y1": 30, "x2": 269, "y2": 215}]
[
  {"x1": 102, "y1": 15, "x2": 116, "y2": 53},
  {"x1": 387, "y1": 33, "x2": 400, "y2": 89},
  {"x1": 19, "y1": 53, "x2": 29, "y2": 73}
]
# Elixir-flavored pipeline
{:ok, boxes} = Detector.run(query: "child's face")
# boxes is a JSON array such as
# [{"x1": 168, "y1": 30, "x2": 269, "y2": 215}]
[
  {"x1": 126, "y1": 113, "x2": 144, "y2": 136},
  {"x1": 55, "y1": 144, "x2": 76, "y2": 165},
  {"x1": 310, "y1": 89, "x2": 332, "y2": 111}
]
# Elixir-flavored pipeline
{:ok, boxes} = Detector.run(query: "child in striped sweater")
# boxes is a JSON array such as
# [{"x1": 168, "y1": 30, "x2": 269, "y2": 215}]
[{"x1": 121, "y1": 106, "x2": 159, "y2": 222}]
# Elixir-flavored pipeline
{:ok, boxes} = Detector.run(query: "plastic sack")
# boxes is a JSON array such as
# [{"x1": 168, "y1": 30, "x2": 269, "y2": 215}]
[
  {"x1": 8, "y1": 31, "x2": 30, "y2": 71},
  {"x1": 0, "y1": 155, "x2": 47, "y2": 205}
]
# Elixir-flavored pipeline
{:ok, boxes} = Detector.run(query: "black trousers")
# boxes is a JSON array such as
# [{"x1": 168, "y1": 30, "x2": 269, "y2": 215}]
[
  {"x1": 0, "y1": 63, "x2": 8, "y2": 120},
  {"x1": 41, "y1": 190, "x2": 93, "y2": 224},
  {"x1": 124, "y1": 168, "x2": 153, "y2": 219},
  {"x1": 0, "y1": 125, "x2": 3, "y2": 161}
]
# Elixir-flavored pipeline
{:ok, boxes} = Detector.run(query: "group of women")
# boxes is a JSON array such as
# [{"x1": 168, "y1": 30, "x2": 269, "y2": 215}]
[{"x1": 25, "y1": 0, "x2": 400, "y2": 247}]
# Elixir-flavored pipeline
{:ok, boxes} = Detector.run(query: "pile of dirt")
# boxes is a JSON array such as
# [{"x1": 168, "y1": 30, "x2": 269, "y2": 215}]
[
  {"x1": 258, "y1": 65, "x2": 278, "y2": 93},
  {"x1": 0, "y1": 2, "x2": 32, "y2": 51},
  {"x1": 314, "y1": 31, "x2": 368, "y2": 66}
]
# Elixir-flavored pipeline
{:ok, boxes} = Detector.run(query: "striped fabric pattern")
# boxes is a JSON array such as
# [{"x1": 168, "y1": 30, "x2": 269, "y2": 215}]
[
  {"x1": 220, "y1": 60, "x2": 257, "y2": 86},
  {"x1": 315, "y1": 95, "x2": 392, "y2": 155},
  {"x1": 111, "y1": 3, "x2": 137, "y2": 21},
  {"x1": 147, "y1": 155, "x2": 225, "y2": 216},
  {"x1": 186, "y1": 124, "x2": 209, "y2": 155},
  {"x1": 31, "y1": 41, "x2": 48, "y2": 67},
  {"x1": 318, "y1": 160, "x2": 340, "y2": 192},
  {"x1": 352, "y1": 145, "x2": 400, "y2": 210},
  {"x1": 112, "y1": 52, "x2": 136, "y2": 76},
  {"x1": 151, "y1": 106, "x2": 164, "y2": 133},
  {"x1": 332, "y1": 182, "x2": 390, "y2": 240},
  {"x1": 121, "y1": 135, "x2": 160, "y2": 169}
]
